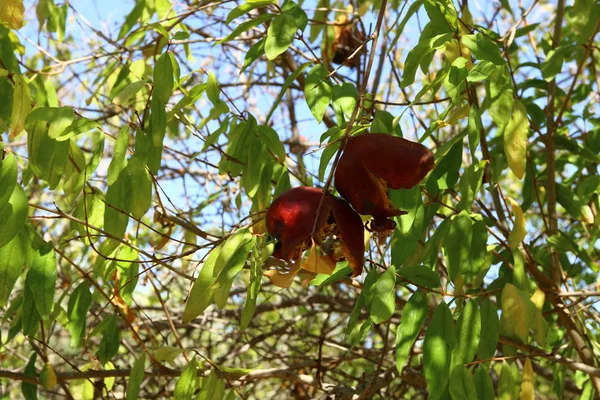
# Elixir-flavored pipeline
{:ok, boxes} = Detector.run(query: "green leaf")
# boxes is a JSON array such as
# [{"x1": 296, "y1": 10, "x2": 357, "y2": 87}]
[
  {"x1": 457, "y1": 162, "x2": 485, "y2": 211},
  {"x1": 107, "y1": 126, "x2": 129, "y2": 182},
  {"x1": 449, "y1": 366, "x2": 478, "y2": 400},
  {"x1": 451, "y1": 301, "x2": 481, "y2": 369},
  {"x1": 396, "y1": 290, "x2": 428, "y2": 373},
  {"x1": 556, "y1": 183, "x2": 595, "y2": 224},
  {"x1": 67, "y1": 281, "x2": 92, "y2": 348},
  {"x1": 27, "y1": 241, "x2": 56, "y2": 318},
  {"x1": 444, "y1": 57, "x2": 468, "y2": 102},
  {"x1": 154, "y1": 346, "x2": 184, "y2": 364},
  {"x1": 22, "y1": 353, "x2": 38, "y2": 400},
  {"x1": 309, "y1": 262, "x2": 352, "y2": 286},
  {"x1": 58, "y1": 117, "x2": 99, "y2": 142},
  {"x1": 423, "y1": 302, "x2": 456, "y2": 400},
  {"x1": 240, "y1": 38, "x2": 265, "y2": 75},
  {"x1": 112, "y1": 80, "x2": 147, "y2": 105},
  {"x1": 155, "y1": 0, "x2": 172, "y2": 19},
  {"x1": 127, "y1": 163, "x2": 153, "y2": 219},
  {"x1": 401, "y1": 33, "x2": 452, "y2": 87},
  {"x1": 541, "y1": 45, "x2": 574, "y2": 81},
  {"x1": 332, "y1": 82, "x2": 358, "y2": 122},
  {"x1": 118, "y1": 0, "x2": 144, "y2": 38},
  {"x1": 444, "y1": 210, "x2": 472, "y2": 281},
  {"x1": 218, "y1": 13, "x2": 275, "y2": 44},
  {"x1": 104, "y1": 169, "x2": 131, "y2": 239},
  {"x1": 197, "y1": 369, "x2": 225, "y2": 400},
  {"x1": 430, "y1": 139, "x2": 462, "y2": 191},
  {"x1": 0, "y1": 152, "x2": 18, "y2": 210},
  {"x1": 466, "y1": 60, "x2": 496, "y2": 82},
  {"x1": 183, "y1": 247, "x2": 221, "y2": 323},
  {"x1": 62, "y1": 141, "x2": 87, "y2": 204},
  {"x1": 241, "y1": 139, "x2": 266, "y2": 198},
  {"x1": 305, "y1": 64, "x2": 332, "y2": 123},
  {"x1": 153, "y1": 52, "x2": 174, "y2": 104},
  {"x1": 309, "y1": 0, "x2": 328, "y2": 42},
  {"x1": 318, "y1": 127, "x2": 341, "y2": 180},
  {"x1": 461, "y1": 33, "x2": 505, "y2": 65},
  {"x1": 476, "y1": 298, "x2": 499, "y2": 359},
  {"x1": 26, "y1": 120, "x2": 70, "y2": 189},
  {"x1": 257, "y1": 125, "x2": 286, "y2": 162},
  {"x1": 0, "y1": 232, "x2": 26, "y2": 307},
  {"x1": 207, "y1": 71, "x2": 228, "y2": 113},
  {"x1": 27, "y1": 106, "x2": 75, "y2": 140},
  {"x1": 226, "y1": 1, "x2": 275, "y2": 25},
  {"x1": 240, "y1": 251, "x2": 262, "y2": 330},
  {"x1": 388, "y1": 0, "x2": 425, "y2": 52},
  {"x1": 346, "y1": 270, "x2": 376, "y2": 346},
  {"x1": 282, "y1": 0, "x2": 308, "y2": 31},
  {"x1": 213, "y1": 231, "x2": 255, "y2": 308},
  {"x1": 368, "y1": 266, "x2": 396, "y2": 324},
  {"x1": 473, "y1": 365, "x2": 495, "y2": 400},
  {"x1": 397, "y1": 265, "x2": 441, "y2": 288},
  {"x1": 174, "y1": 357, "x2": 198, "y2": 400},
  {"x1": 126, "y1": 353, "x2": 146, "y2": 400},
  {"x1": 498, "y1": 361, "x2": 520, "y2": 400},
  {"x1": 10, "y1": 74, "x2": 31, "y2": 137},
  {"x1": 21, "y1": 284, "x2": 41, "y2": 336},
  {"x1": 488, "y1": 79, "x2": 514, "y2": 133},
  {"x1": 503, "y1": 99, "x2": 528, "y2": 179},
  {"x1": 265, "y1": 14, "x2": 296, "y2": 60},
  {"x1": 97, "y1": 314, "x2": 120, "y2": 365}
]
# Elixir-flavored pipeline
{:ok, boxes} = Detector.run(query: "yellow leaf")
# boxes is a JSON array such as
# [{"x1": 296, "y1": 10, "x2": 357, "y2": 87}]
[
  {"x1": 0, "y1": 0, "x2": 25, "y2": 30},
  {"x1": 504, "y1": 99, "x2": 528, "y2": 179},
  {"x1": 40, "y1": 363, "x2": 57, "y2": 389},
  {"x1": 10, "y1": 74, "x2": 31, "y2": 138},
  {"x1": 529, "y1": 288, "x2": 549, "y2": 347},
  {"x1": 264, "y1": 262, "x2": 302, "y2": 288},
  {"x1": 519, "y1": 358, "x2": 534, "y2": 400},
  {"x1": 499, "y1": 283, "x2": 529, "y2": 343},
  {"x1": 530, "y1": 288, "x2": 544, "y2": 310},
  {"x1": 300, "y1": 244, "x2": 335, "y2": 275},
  {"x1": 507, "y1": 197, "x2": 526, "y2": 250}
]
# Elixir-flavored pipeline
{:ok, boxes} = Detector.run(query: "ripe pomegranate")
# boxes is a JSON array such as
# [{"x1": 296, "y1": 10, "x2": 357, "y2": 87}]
[
  {"x1": 266, "y1": 186, "x2": 364, "y2": 277},
  {"x1": 334, "y1": 133, "x2": 434, "y2": 232}
]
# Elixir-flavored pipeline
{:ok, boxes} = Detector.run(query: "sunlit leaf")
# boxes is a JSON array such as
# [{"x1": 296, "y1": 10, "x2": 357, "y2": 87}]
[
  {"x1": 305, "y1": 64, "x2": 332, "y2": 123},
  {"x1": 0, "y1": 0, "x2": 25, "y2": 30},
  {"x1": 126, "y1": 354, "x2": 146, "y2": 399},
  {"x1": 451, "y1": 300, "x2": 481, "y2": 368},
  {"x1": 520, "y1": 357, "x2": 534, "y2": 400},
  {"x1": 264, "y1": 14, "x2": 296, "y2": 60},
  {"x1": 504, "y1": 99, "x2": 528, "y2": 179},
  {"x1": 10, "y1": 74, "x2": 30, "y2": 137},
  {"x1": 40, "y1": 363, "x2": 57, "y2": 389},
  {"x1": 300, "y1": 243, "x2": 335, "y2": 274},
  {"x1": 499, "y1": 283, "x2": 532, "y2": 343},
  {"x1": 174, "y1": 357, "x2": 198, "y2": 400},
  {"x1": 368, "y1": 266, "x2": 396, "y2": 324},
  {"x1": 182, "y1": 247, "x2": 220, "y2": 323},
  {"x1": 396, "y1": 290, "x2": 427, "y2": 372},
  {"x1": 423, "y1": 302, "x2": 456, "y2": 400},
  {"x1": 67, "y1": 281, "x2": 92, "y2": 348},
  {"x1": 154, "y1": 346, "x2": 184, "y2": 364},
  {"x1": 506, "y1": 197, "x2": 526, "y2": 249}
]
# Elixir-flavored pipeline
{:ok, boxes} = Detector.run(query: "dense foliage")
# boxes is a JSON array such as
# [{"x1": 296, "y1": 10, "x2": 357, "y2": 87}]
[{"x1": 0, "y1": 0, "x2": 599, "y2": 398}]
